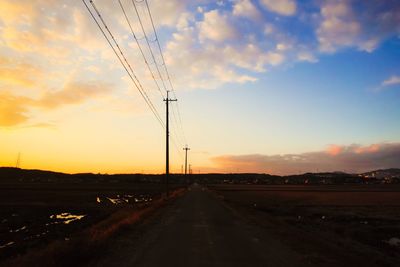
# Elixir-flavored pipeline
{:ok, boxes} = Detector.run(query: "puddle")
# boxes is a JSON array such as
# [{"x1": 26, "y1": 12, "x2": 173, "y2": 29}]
[
  {"x1": 0, "y1": 241, "x2": 15, "y2": 249},
  {"x1": 105, "y1": 194, "x2": 152, "y2": 205},
  {"x1": 49, "y1": 213, "x2": 86, "y2": 224},
  {"x1": 107, "y1": 197, "x2": 126, "y2": 205},
  {"x1": 9, "y1": 226, "x2": 27, "y2": 233}
]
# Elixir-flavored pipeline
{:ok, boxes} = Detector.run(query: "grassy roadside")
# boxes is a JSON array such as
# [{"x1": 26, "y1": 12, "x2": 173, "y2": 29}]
[{"x1": 1, "y1": 188, "x2": 186, "y2": 267}]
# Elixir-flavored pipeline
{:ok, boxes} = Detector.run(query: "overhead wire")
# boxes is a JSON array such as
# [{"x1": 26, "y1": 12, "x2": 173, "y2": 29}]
[
  {"x1": 117, "y1": 0, "x2": 165, "y2": 99},
  {"x1": 143, "y1": 0, "x2": 187, "y2": 145},
  {"x1": 131, "y1": 0, "x2": 169, "y2": 94},
  {"x1": 83, "y1": 0, "x2": 186, "y2": 161},
  {"x1": 128, "y1": 0, "x2": 185, "y2": 158},
  {"x1": 83, "y1": 0, "x2": 165, "y2": 129}
]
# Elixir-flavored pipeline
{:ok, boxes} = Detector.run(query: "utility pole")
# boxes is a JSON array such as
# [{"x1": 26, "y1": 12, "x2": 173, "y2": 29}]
[
  {"x1": 164, "y1": 91, "x2": 176, "y2": 197},
  {"x1": 15, "y1": 152, "x2": 21, "y2": 168},
  {"x1": 183, "y1": 145, "x2": 190, "y2": 175}
]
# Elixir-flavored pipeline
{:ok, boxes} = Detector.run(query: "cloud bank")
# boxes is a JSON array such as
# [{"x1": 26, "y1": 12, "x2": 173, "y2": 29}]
[
  {"x1": 211, "y1": 143, "x2": 400, "y2": 175},
  {"x1": 0, "y1": 81, "x2": 112, "y2": 126}
]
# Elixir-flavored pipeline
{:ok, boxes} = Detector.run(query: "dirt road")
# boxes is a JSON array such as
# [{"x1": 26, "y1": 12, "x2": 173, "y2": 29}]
[{"x1": 96, "y1": 184, "x2": 311, "y2": 267}]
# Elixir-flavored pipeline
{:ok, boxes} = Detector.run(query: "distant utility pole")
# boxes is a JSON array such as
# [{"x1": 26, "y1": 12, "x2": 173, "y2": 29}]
[
  {"x1": 183, "y1": 145, "x2": 190, "y2": 175},
  {"x1": 164, "y1": 91, "x2": 177, "y2": 197},
  {"x1": 15, "y1": 152, "x2": 21, "y2": 168}
]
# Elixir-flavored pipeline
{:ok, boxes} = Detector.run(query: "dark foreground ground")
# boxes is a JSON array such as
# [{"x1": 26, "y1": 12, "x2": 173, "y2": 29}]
[
  {"x1": 94, "y1": 184, "x2": 400, "y2": 267},
  {"x1": 209, "y1": 184, "x2": 400, "y2": 266},
  {"x1": 1, "y1": 178, "x2": 400, "y2": 266},
  {"x1": 0, "y1": 178, "x2": 180, "y2": 264},
  {"x1": 96, "y1": 183, "x2": 305, "y2": 266}
]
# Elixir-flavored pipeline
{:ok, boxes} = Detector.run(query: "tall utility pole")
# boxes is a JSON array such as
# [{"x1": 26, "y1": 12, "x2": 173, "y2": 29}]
[
  {"x1": 183, "y1": 145, "x2": 190, "y2": 175},
  {"x1": 164, "y1": 91, "x2": 176, "y2": 197},
  {"x1": 15, "y1": 152, "x2": 21, "y2": 168}
]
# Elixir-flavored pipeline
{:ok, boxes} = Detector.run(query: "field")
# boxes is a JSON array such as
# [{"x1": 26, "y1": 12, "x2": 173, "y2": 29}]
[
  {"x1": 0, "y1": 169, "x2": 184, "y2": 264},
  {"x1": 209, "y1": 184, "x2": 400, "y2": 266},
  {"x1": 2, "y1": 169, "x2": 400, "y2": 266}
]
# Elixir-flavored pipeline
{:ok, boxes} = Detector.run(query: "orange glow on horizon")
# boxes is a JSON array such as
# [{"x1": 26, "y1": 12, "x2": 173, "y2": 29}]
[{"x1": 326, "y1": 145, "x2": 342, "y2": 156}]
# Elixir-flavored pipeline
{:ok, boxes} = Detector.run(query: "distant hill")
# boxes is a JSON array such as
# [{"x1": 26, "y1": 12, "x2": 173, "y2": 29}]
[
  {"x1": 0, "y1": 167, "x2": 164, "y2": 184},
  {"x1": 1, "y1": 167, "x2": 399, "y2": 185}
]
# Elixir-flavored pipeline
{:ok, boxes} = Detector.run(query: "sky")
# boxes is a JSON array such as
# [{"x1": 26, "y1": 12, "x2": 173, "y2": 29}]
[{"x1": 0, "y1": 0, "x2": 400, "y2": 175}]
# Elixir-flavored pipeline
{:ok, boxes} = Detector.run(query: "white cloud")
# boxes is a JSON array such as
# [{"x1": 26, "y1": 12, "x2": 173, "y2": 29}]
[
  {"x1": 176, "y1": 12, "x2": 194, "y2": 30},
  {"x1": 260, "y1": 0, "x2": 296, "y2": 16},
  {"x1": 198, "y1": 10, "x2": 237, "y2": 42},
  {"x1": 276, "y1": 43, "x2": 291, "y2": 51},
  {"x1": 4, "y1": 0, "x2": 397, "y2": 102},
  {"x1": 161, "y1": 3, "x2": 314, "y2": 90},
  {"x1": 164, "y1": 27, "x2": 260, "y2": 90},
  {"x1": 317, "y1": 1, "x2": 361, "y2": 53},
  {"x1": 233, "y1": 0, "x2": 261, "y2": 21},
  {"x1": 382, "y1": 75, "x2": 400, "y2": 86},
  {"x1": 146, "y1": 0, "x2": 186, "y2": 27},
  {"x1": 264, "y1": 24, "x2": 275, "y2": 35},
  {"x1": 297, "y1": 51, "x2": 318, "y2": 63},
  {"x1": 222, "y1": 44, "x2": 267, "y2": 72},
  {"x1": 265, "y1": 52, "x2": 285, "y2": 66},
  {"x1": 316, "y1": 0, "x2": 400, "y2": 53}
]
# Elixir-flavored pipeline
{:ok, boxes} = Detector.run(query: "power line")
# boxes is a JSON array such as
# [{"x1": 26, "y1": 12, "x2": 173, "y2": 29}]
[
  {"x1": 131, "y1": 0, "x2": 169, "y2": 94},
  {"x1": 143, "y1": 0, "x2": 187, "y2": 144},
  {"x1": 83, "y1": 0, "x2": 186, "y2": 170},
  {"x1": 127, "y1": 0, "x2": 186, "y2": 154},
  {"x1": 89, "y1": 1, "x2": 162, "y2": 121},
  {"x1": 171, "y1": 102, "x2": 187, "y2": 145},
  {"x1": 132, "y1": 0, "x2": 187, "y2": 149},
  {"x1": 83, "y1": 0, "x2": 165, "y2": 129},
  {"x1": 118, "y1": 0, "x2": 165, "y2": 99}
]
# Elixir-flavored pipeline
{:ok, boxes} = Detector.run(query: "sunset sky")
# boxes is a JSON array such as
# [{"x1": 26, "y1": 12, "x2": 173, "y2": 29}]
[{"x1": 1, "y1": 0, "x2": 399, "y2": 175}]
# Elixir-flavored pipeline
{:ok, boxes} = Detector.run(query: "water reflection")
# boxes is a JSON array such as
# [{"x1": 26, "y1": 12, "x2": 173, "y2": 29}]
[
  {"x1": 0, "y1": 241, "x2": 15, "y2": 249},
  {"x1": 49, "y1": 213, "x2": 86, "y2": 224},
  {"x1": 100, "y1": 194, "x2": 153, "y2": 205},
  {"x1": 9, "y1": 226, "x2": 27, "y2": 233}
]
